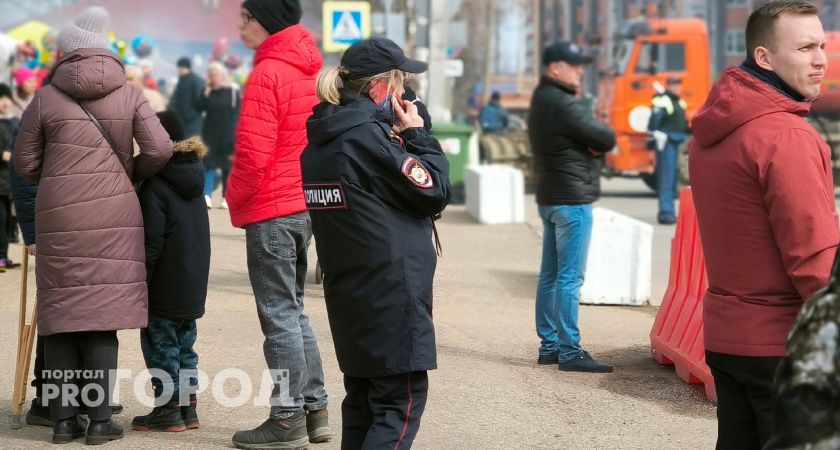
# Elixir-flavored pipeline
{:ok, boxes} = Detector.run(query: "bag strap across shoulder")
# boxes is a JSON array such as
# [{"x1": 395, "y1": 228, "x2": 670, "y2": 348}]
[{"x1": 74, "y1": 98, "x2": 130, "y2": 177}]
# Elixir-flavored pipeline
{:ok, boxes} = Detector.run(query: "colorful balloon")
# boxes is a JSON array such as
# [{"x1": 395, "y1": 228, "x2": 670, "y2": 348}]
[{"x1": 131, "y1": 35, "x2": 155, "y2": 58}]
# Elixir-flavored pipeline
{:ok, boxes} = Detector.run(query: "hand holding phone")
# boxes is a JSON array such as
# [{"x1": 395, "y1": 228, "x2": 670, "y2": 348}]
[{"x1": 392, "y1": 98, "x2": 424, "y2": 134}]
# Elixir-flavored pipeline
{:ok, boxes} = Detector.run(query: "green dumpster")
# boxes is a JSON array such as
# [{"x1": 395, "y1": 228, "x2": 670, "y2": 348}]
[{"x1": 432, "y1": 122, "x2": 473, "y2": 202}]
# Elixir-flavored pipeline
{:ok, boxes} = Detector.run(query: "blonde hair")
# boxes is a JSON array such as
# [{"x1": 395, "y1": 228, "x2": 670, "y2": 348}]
[
  {"x1": 207, "y1": 62, "x2": 229, "y2": 83},
  {"x1": 316, "y1": 67, "x2": 405, "y2": 105}
]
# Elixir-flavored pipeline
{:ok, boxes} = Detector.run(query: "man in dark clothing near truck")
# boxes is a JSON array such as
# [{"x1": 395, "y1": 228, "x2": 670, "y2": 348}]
[
  {"x1": 689, "y1": 2, "x2": 839, "y2": 448},
  {"x1": 528, "y1": 41, "x2": 616, "y2": 373}
]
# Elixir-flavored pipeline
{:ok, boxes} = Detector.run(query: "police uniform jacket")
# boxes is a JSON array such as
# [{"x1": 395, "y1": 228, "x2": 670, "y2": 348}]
[{"x1": 301, "y1": 90, "x2": 451, "y2": 377}]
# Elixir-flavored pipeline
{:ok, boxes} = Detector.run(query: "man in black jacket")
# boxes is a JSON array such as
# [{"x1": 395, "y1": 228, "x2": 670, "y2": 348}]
[
  {"x1": 168, "y1": 57, "x2": 205, "y2": 137},
  {"x1": 528, "y1": 41, "x2": 616, "y2": 373}
]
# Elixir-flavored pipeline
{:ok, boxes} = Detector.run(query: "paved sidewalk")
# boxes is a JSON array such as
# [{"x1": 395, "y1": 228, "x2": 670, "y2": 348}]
[{"x1": 0, "y1": 187, "x2": 715, "y2": 449}]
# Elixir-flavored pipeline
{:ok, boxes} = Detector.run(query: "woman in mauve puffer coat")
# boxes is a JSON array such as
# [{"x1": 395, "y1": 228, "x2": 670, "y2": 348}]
[{"x1": 13, "y1": 6, "x2": 173, "y2": 443}]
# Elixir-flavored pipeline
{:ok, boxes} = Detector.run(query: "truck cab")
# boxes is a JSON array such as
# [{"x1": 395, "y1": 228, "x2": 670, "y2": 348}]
[{"x1": 596, "y1": 18, "x2": 711, "y2": 188}]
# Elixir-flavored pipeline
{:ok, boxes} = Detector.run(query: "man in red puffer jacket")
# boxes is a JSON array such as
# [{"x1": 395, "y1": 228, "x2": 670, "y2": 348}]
[{"x1": 228, "y1": 1, "x2": 332, "y2": 448}]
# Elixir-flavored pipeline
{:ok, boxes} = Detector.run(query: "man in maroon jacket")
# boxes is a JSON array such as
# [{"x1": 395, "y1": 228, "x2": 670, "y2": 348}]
[{"x1": 690, "y1": 2, "x2": 839, "y2": 449}]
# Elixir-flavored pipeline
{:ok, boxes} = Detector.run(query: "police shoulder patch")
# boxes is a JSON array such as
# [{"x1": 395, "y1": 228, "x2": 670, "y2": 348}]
[
  {"x1": 400, "y1": 156, "x2": 433, "y2": 189},
  {"x1": 303, "y1": 182, "x2": 348, "y2": 210}
]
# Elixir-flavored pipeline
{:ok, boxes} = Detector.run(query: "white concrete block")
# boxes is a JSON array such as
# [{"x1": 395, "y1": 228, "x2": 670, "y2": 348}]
[
  {"x1": 465, "y1": 164, "x2": 525, "y2": 224},
  {"x1": 580, "y1": 207, "x2": 653, "y2": 306}
]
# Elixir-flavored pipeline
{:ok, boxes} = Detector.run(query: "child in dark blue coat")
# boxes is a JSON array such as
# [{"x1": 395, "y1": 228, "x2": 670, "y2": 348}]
[{"x1": 133, "y1": 111, "x2": 210, "y2": 432}]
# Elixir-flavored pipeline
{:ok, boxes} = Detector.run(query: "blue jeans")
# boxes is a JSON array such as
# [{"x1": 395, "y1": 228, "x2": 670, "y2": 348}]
[
  {"x1": 204, "y1": 168, "x2": 230, "y2": 198},
  {"x1": 140, "y1": 316, "x2": 198, "y2": 402},
  {"x1": 245, "y1": 213, "x2": 328, "y2": 419},
  {"x1": 535, "y1": 204, "x2": 593, "y2": 363},
  {"x1": 656, "y1": 132, "x2": 687, "y2": 221}
]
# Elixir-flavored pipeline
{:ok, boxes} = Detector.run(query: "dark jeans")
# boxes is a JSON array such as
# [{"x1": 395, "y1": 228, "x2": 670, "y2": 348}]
[
  {"x1": 706, "y1": 351, "x2": 783, "y2": 450},
  {"x1": 341, "y1": 372, "x2": 429, "y2": 450},
  {"x1": 44, "y1": 331, "x2": 118, "y2": 422},
  {"x1": 140, "y1": 316, "x2": 199, "y2": 403},
  {"x1": 245, "y1": 213, "x2": 328, "y2": 419},
  {"x1": 0, "y1": 195, "x2": 8, "y2": 260}
]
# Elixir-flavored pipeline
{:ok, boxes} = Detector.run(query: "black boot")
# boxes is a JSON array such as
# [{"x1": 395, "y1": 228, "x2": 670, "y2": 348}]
[
  {"x1": 132, "y1": 400, "x2": 186, "y2": 432},
  {"x1": 181, "y1": 394, "x2": 199, "y2": 430},
  {"x1": 85, "y1": 419, "x2": 123, "y2": 445},
  {"x1": 52, "y1": 416, "x2": 86, "y2": 444},
  {"x1": 232, "y1": 411, "x2": 309, "y2": 450},
  {"x1": 26, "y1": 397, "x2": 54, "y2": 427}
]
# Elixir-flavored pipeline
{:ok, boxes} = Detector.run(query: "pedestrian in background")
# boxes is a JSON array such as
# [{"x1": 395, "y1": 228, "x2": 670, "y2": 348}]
[
  {"x1": 303, "y1": 36, "x2": 451, "y2": 450},
  {"x1": 195, "y1": 61, "x2": 240, "y2": 210},
  {"x1": 528, "y1": 41, "x2": 617, "y2": 373},
  {"x1": 11, "y1": 66, "x2": 37, "y2": 118},
  {"x1": 13, "y1": 6, "x2": 173, "y2": 444},
  {"x1": 647, "y1": 76, "x2": 689, "y2": 225},
  {"x1": 479, "y1": 91, "x2": 509, "y2": 133},
  {"x1": 126, "y1": 65, "x2": 167, "y2": 112},
  {"x1": 689, "y1": 2, "x2": 839, "y2": 448},
  {"x1": 0, "y1": 83, "x2": 19, "y2": 271},
  {"x1": 168, "y1": 56, "x2": 204, "y2": 137},
  {"x1": 227, "y1": 1, "x2": 332, "y2": 448},
  {"x1": 132, "y1": 111, "x2": 210, "y2": 433}
]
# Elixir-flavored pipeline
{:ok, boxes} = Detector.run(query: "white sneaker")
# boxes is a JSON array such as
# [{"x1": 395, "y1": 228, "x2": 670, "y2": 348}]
[
  {"x1": 220, "y1": 199, "x2": 229, "y2": 210},
  {"x1": 205, "y1": 195, "x2": 212, "y2": 209}
]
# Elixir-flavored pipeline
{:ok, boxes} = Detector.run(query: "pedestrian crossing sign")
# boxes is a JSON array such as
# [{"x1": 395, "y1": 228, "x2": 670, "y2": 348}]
[{"x1": 323, "y1": 1, "x2": 371, "y2": 52}]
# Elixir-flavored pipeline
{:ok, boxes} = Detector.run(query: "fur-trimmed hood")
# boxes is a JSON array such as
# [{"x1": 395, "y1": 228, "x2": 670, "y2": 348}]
[
  {"x1": 154, "y1": 138, "x2": 207, "y2": 199},
  {"x1": 173, "y1": 136, "x2": 207, "y2": 158}
]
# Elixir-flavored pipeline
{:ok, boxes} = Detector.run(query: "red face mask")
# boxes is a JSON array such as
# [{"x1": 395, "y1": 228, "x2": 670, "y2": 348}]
[{"x1": 368, "y1": 80, "x2": 395, "y2": 109}]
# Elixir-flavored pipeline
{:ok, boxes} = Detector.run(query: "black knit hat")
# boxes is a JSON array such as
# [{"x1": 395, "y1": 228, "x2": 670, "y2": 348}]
[
  {"x1": 156, "y1": 111, "x2": 185, "y2": 142},
  {"x1": 0, "y1": 83, "x2": 11, "y2": 100},
  {"x1": 243, "y1": 0, "x2": 301, "y2": 35},
  {"x1": 176, "y1": 57, "x2": 191, "y2": 70}
]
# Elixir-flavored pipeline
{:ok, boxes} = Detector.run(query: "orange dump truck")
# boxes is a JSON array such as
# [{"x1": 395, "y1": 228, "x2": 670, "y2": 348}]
[{"x1": 595, "y1": 18, "x2": 711, "y2": 189}]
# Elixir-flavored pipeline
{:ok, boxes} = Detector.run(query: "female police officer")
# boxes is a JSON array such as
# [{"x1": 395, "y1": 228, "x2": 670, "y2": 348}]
[{"x1": 301, "y1": 37, "x2": 451, "y2": 449}]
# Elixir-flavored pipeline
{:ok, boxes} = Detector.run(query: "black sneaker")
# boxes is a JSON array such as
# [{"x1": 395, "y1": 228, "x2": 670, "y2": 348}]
[
  {"x1": 232, "y1": 411, "x2": 309, "y2": 450},
  {"x1": 537, "y1": 351, "x2": 559, "y2": 365},
  {"x1": 52, "y1": 416, "x2": 86, "y2": 444},
  {"x1": 558, "y1": 351, "x2": 614, "y2": 373},
  {"x1": 26, "y1": 397, "x2": 54, "y2": 427},
  {"x1": 181, "y1": 394, "x2": 199, "y2": 430},
  {"x1": 132, "y1": 401, "x2": 186, "y2": 432},
  {"x1": 86, "y1": 419, "x2": 124, "y2": 445},
  {"x1": 305, "y1": 409, "x2": 333, "y2": 443}
]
